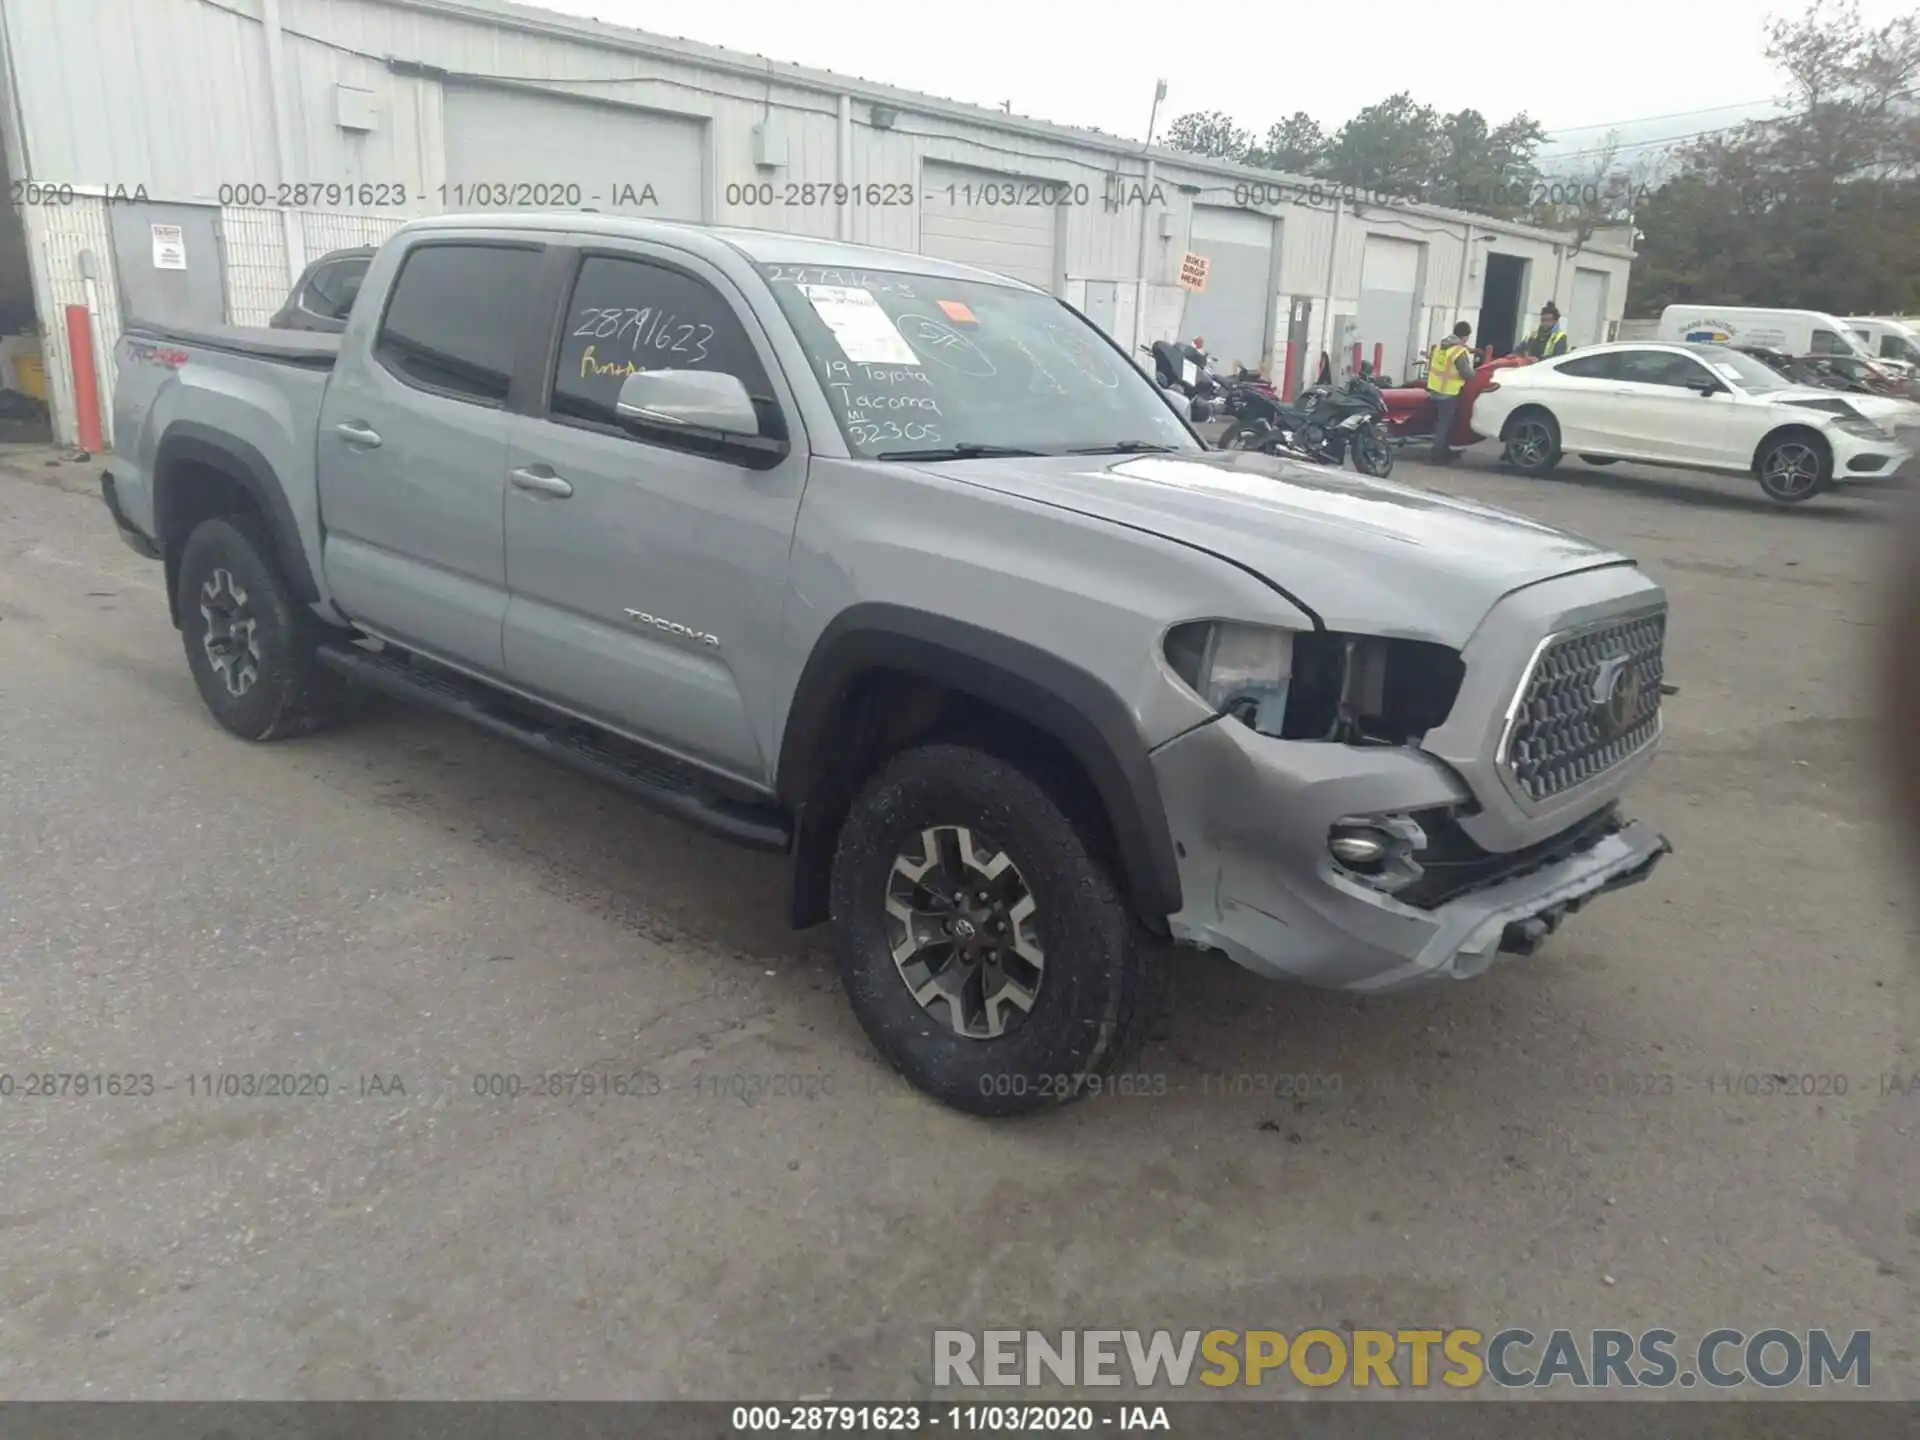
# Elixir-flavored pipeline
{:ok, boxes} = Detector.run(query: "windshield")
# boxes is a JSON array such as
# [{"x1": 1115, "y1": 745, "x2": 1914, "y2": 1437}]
[
  {"x1": 1878, "y1": 327, "x2": 1920, "y2": 364},
  {"x1": 756, "y1": 263, "x2": 1202, "y2": 459},
  {"x1": 1695, "y1": 346, "x2": 1797, "y2": 392}
]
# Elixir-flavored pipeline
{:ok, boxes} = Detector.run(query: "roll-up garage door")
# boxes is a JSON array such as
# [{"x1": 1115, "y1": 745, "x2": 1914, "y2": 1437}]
[
  {"x1": 1356, "y1": 234, "x2": 1422, "y2": 381},
  {"x1": 1179, "y1": 207, "x2": 1275, "y2": 373},
  {"x1": 442, "y1": 86, "x2": 706, "y2": 220},
  {"x1": 1570, "y1": 267, "x2": 1609, "y2": 346},
  {"x1": 919, "y1": 163, "x2": 1059, "y2": 291}
]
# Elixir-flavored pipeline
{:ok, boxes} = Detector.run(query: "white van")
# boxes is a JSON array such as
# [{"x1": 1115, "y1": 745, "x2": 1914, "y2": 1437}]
[
  {"x1": 1844, "y1": 317, "x2": 1920, "y2": 367},
  {"x1": 1656, "y1": 306, "x2": 1874, "y2": 358}
]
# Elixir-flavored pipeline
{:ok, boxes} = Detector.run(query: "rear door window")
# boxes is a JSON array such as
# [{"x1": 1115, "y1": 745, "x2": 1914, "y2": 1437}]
[{"x1": 374, "y1": 243, "x2": 544, "y2": 405}]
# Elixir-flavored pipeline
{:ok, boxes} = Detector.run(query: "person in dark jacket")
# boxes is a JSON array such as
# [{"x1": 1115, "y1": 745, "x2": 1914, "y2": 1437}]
[{"x1": 1514, "y1": 302, "x2": 1571, "y2": 359}]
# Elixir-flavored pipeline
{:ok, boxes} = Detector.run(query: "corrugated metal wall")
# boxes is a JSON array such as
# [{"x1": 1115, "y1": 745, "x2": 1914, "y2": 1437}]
[{"x1": 0, "y1": 0, "x2": 1637, "y2": 441}]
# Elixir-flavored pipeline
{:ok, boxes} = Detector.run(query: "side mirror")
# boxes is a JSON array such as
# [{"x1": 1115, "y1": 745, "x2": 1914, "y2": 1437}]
[
  {"x1": 616, "y1": 369, "x2": 762, "y2": 437},
  {"x1": 1688, "y1": 377, "x2": 1723, "y2": 396}
]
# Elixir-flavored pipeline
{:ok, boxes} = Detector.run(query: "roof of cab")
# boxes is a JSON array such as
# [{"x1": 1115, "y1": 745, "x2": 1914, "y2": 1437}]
[{"x1": 395, "y1": 211, "x2": 1041, "y2": 291}]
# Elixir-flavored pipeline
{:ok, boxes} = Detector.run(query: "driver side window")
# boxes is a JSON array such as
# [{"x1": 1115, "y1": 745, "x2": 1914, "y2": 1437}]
[
  {"x1": 550, "y1": 255, "x2": 776, "y2": 439},
  {"x1": 1614, "y1": 350, "x2": 1711, "y2": 388}
]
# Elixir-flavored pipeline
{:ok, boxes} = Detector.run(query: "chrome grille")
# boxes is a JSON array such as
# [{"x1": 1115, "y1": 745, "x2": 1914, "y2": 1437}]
[{"x1": 1502, "y1": 610, "x2": 1666, "y2": 804}]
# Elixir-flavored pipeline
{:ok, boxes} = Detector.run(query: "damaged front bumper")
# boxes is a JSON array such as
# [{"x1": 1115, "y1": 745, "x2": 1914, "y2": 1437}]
[{"x1": 1152, "y1": 714, "x2": 1672, "y2": 993}]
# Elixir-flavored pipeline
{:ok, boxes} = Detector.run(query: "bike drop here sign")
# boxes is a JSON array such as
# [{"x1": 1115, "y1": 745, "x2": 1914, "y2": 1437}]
[{"x1": 1177, "y1": 252, "x2": 1210, "y2": 293}]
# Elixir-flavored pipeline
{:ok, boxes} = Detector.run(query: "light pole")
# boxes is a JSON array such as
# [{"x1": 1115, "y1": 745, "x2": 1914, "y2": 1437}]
[{"x1": 1134, "y1": 79, "x2": 1168, "y2": 355}]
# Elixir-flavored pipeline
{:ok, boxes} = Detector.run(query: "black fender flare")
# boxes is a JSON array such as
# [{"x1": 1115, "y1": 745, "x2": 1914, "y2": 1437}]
[
  {"x1": 777, "y1": 604, "x2": 1182, "y2": 933},
  {"x1": 152, "y1": 422, "x2": 319, "y2": 621}
]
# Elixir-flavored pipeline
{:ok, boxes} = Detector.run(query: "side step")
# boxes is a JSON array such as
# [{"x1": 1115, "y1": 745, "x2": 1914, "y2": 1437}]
[{"x1": 316, "y1": 641, "x2": 791, "y2": 852}]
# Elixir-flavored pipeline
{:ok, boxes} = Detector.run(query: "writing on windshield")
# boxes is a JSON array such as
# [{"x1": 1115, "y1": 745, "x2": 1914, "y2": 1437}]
[{"x1": 757, "y1": 263, "x2": 1195, "y2": 459}]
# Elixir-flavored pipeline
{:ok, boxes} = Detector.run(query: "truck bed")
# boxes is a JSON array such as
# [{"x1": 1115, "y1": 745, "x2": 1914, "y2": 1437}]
[{"x1": 123, "y1": 319, "x2": 339, "y2": 369}]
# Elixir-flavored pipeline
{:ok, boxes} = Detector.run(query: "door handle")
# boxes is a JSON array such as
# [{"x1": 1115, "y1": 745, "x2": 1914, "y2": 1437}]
[
  {"x1": 510, "y1": 465, "x2": 574, "y2": 498},
  {"x1": 335, "y1": 420, "x2": 382, "y2": 449}
]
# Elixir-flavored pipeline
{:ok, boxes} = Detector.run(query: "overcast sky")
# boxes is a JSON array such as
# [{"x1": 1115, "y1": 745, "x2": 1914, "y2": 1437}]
[{"x1": 525, "y1": 0, "x2": 1905, "y2": 158}]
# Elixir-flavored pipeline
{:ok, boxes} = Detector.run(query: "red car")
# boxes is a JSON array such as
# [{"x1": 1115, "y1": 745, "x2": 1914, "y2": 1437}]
[{"x1": 1377, "y1": 355, "x2": 1538, "y2": 450}]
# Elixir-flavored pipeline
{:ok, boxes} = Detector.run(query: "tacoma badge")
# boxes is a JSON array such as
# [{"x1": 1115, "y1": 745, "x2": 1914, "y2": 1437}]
[{"x1": 624, "y1": 609, "x2": 721, "y2": 648}]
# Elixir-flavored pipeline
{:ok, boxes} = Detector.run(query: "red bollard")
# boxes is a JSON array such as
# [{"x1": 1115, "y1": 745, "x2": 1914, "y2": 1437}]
[
  {"x1": 1350, "y1": 342, "x2": 1362, "y2": 375},
  {"x1": 1281, "y1": 342, "x2": 1297, "y2": 400},
  {"x1": 1372, "y1": 341, "x2": 1384, "y2": 375},
  {"x1": 65, "y1": 304, "x2": 103, "y2": 453}
]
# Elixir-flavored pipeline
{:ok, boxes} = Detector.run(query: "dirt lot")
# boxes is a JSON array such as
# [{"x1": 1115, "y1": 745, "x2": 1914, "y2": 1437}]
[{"x1": 0, "y1": 444, "x2": 1913, "y2": 1400}]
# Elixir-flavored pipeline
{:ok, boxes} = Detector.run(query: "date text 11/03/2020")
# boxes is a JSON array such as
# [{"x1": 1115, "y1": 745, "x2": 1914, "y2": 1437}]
[{"x1": 202, "y1": 180, "x2": 1172, "y2": 211}]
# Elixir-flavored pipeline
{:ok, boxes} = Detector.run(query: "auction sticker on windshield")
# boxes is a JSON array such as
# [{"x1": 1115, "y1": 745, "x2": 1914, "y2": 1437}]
[
  {"x1": 1711, "y1": 363, "x2": 1744, "y2": 382},
  {"x1": 797, "y1": 284, "x2": 920, "y2": 365}
]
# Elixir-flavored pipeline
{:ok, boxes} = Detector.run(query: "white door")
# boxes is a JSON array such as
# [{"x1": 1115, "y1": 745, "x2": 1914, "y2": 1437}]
[
  {"x1": 1357, "y1": 235, "x2": 1422, "y2": 380},
  {"x1": 919, "y1": 163, "x2": 1059, "y2": 291},
  {"x1": 1526, "y1": 352, "x2": 1619, "y2": 451},
  {"x1": 1570, "y1": 268, "x2": 1609, "y2": 347},
  {"x1": 442, "y1": 87, "x2": 707, "y2": 219},
  {"x1": 1179, "y1": 207, "x2": 1275, "y2": 373},
  {"x1": 1599, "y1": 349, "x2": 1740, "y2": 463}
]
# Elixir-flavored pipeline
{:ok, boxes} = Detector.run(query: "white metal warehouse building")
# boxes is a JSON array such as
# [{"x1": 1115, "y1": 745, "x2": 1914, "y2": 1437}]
[{"x1": 0, "y1": 0, "x2": 1637, "y2": 446}]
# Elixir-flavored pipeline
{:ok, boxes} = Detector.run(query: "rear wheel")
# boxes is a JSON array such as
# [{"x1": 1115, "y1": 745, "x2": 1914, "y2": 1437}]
[
  {"x1": 1756, "y1": 432, "x2": 1831, "y2": 504},
  {"x1": 177, "y1": 513, "x2": 342, "y2": 741},
  {"x1": 1218, "y1": 418, "x2": 1272, "y2": 451},
  {"x1": 1502, "y1": 410, "x2": 1562, "y2": 475},
  {"x1": 828, "y1": 743, "x2": 1156, "y2": 1117}
]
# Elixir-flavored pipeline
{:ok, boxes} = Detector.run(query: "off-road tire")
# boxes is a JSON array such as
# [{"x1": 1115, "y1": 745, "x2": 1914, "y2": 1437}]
[
  {"x1": 177, "y1": 513, "x2": 342, "y2": 741},
  {"x1": 829, "y1": 743, "x2": 1156, "y2": 1117}
]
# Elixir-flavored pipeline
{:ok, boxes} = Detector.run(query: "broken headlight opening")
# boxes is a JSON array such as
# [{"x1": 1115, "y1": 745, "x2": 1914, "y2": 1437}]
[{"x1": 1164, "y1": 622, "x2": 1465, "y2": 745}]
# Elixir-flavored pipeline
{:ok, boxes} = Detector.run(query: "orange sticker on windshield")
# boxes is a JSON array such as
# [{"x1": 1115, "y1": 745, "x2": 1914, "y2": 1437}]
[{"x1": 937, "y1": 300, "x2": 978, "y2": 324}]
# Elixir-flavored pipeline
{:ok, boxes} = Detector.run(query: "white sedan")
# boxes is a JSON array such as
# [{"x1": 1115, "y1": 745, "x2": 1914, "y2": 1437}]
[{"x1": 1469, "y1": 341, "x2": 1916, "y2": 505}]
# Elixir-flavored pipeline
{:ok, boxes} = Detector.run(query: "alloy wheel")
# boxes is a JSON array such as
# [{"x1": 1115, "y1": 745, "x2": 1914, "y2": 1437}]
[
  {"x1": 198, "y1": 567, "x2": 262, "y2": 697},
  {"x1": 1507, "y1": 420, "x2": 1553, "y2": 468},
  {"x1": 883, "y1": 824, "x2": 1045, "y2": 1040},
  {"x1": 1761, "y1": 442, "x2": 1822, "y2": 499}
]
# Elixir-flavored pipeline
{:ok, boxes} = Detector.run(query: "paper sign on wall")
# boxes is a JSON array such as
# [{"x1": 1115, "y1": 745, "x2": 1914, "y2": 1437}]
[
  {"x1": 1177, "y1": 252, "x2": 1211, "y2": 293},
  {"x1": 797, "y1": 284, "x2": 919, "y2": 365},
  {"x1": 150, "y1": 224, "x2": 187, "y2": 270}
]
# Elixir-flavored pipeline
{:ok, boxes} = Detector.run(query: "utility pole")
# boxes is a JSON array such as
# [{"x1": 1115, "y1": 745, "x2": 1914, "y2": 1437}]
[{"x1": 1134, "y1": 78, "x2": 1168, "y2": 356}]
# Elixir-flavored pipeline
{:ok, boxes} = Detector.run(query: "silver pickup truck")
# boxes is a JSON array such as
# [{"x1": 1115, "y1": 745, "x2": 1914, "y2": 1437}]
[{"x1": 102, "y1": 214, "x2": 1672, "y2": 1115}]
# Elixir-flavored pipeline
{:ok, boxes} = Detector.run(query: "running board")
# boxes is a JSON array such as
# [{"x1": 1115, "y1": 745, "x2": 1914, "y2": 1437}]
[{"x1": 316, "y1": 642, "x2": 791, "y2": 852}]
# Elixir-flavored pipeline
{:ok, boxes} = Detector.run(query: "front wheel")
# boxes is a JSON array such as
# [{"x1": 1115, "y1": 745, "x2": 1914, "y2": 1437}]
[
  {"x1": 828, "y1": 743, "x2": 1156, "y2": 1117},
  {"x1": 1756, "y1": 433, "x2": 1831, "y2": 504},
  {"x1": 1502, "y1": 411, "x2": 1562, "y2": 475},
  {"x1": 1351, "y1": 423, "x2": 1394, "y2": 477}
]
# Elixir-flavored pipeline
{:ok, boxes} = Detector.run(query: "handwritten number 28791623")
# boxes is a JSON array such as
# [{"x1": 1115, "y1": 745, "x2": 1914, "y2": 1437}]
[{"x1": 571, "y1": 307, "x2": 714, "y2": 365}]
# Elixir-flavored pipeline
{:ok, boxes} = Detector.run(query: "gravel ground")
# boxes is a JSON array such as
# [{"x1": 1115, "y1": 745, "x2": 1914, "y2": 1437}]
[{"x1": 0, "y1": 444, "x2": 1912, "y2": 1401}]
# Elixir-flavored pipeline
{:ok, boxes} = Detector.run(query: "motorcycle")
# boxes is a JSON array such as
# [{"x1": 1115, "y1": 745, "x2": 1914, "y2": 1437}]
[
  {"x1": 1139, "y1": 340, "x2": 1227, "y2": 421},
  {"x1": 1217, "y1": 366, "x2": 1395, "y2": 477}
]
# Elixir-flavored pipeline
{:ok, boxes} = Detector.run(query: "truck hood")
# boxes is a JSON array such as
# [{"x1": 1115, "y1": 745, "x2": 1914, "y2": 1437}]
[{"x1": 924, "y1": 449, "x2": 1630, "y2": 645}]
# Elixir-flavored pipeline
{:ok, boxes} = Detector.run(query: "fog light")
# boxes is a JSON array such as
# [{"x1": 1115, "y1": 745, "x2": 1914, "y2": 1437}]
[{"x1": 1329, "y1": 828, "x2": 1390, "y2": 866}]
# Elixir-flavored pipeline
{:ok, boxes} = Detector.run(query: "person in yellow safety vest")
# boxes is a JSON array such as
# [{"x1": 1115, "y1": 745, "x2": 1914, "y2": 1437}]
[
  {"x1": 1515, "y1": 301, "x2": 1571, "y2": 360},
  {"x1": 1426, "y1": 321, "x2": 1476, "y2": 463}
]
